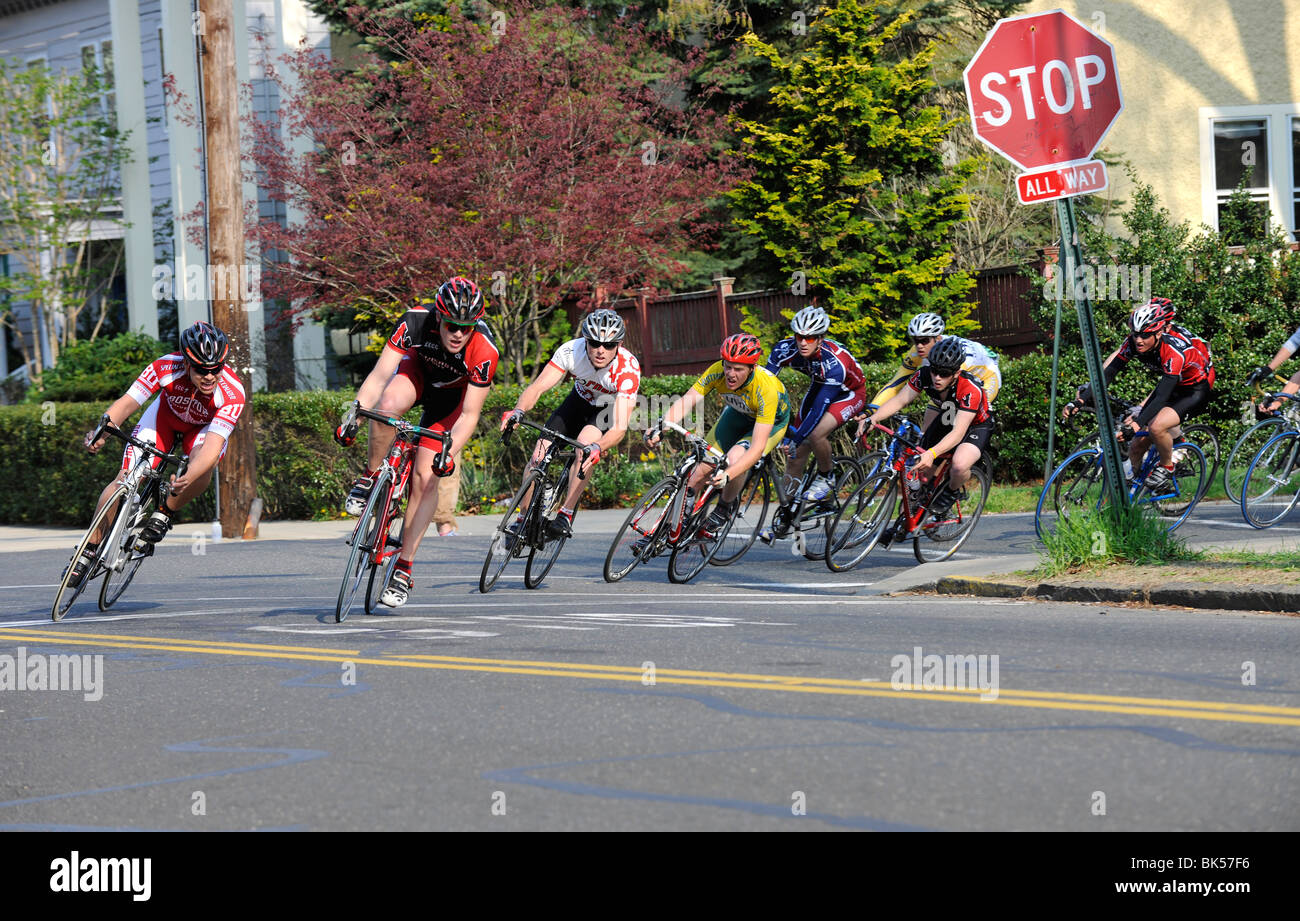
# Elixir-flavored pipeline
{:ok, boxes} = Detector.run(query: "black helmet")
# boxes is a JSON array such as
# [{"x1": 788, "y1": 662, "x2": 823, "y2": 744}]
[
  {"x1": 433, "y1": 276, "x2": 484, "y2": 324},
  {"x1": 180, "y1": 321, "x2": 230, "y2": 370},
  {"x1": 927, "y1": 336, "x2": 966, "y2": 375}
]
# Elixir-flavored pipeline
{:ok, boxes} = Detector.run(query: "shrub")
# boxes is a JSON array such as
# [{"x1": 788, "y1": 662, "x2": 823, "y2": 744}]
[{"x1": 26, "y1": 332, "x2": 172, "y2": 403}]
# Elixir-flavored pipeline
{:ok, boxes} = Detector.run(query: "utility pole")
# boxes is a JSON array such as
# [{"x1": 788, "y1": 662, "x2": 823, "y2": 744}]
[{"x1": 198, "y1": 0, "x2": 258, "y2": 538}]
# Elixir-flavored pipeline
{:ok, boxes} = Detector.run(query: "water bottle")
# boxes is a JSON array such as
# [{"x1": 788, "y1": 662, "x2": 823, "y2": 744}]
[
  {"x1": 1122, "y1": 457, "x2": 1133, "y2": 482},
  {"x1": 905, "y1": 459, "x2": 922, "y2": 496},
  {"x1": 211, "y1": 519, "x2": 222, "y2": 544}
]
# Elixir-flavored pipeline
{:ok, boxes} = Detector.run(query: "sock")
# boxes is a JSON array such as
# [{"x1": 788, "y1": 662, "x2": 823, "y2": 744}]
[
  {"x1": 817, "y1": 468, "x2": 832, "y2": 477},
  {"x1": 395, "y1": 558, "x2": 412, "y2": 574},
  {"x1": 559, "y1": 507, "x2": 574, "y2": 520},
  {"x1": 1162, "y1": 463, "x2": 1175, "y2": 471}
]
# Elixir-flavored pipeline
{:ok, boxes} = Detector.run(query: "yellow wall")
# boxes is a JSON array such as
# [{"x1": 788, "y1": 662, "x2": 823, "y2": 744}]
[{"x1": 1014, "y1": 0, "x2": 1300, "y2": 234}]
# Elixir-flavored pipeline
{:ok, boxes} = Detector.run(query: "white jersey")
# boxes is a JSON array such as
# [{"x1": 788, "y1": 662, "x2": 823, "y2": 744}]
[
  {"x1": 547, "y1": 338, "x2": 642, "y2": 406},
  {"x1": 1286, "y1": 325, "x2": 1300, "y2": 355},
  {"x1": 924, "y1": 336, "x2": 1001, "y2": 401}
]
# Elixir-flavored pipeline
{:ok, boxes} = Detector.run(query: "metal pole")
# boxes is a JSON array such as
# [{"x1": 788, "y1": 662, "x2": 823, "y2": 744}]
[
  {"x1": 1056, "y1": 197, "x2": 1129, "y2": 511},
  {"x1": 1045, "y1": 264, "x2": 1064, "y2": 482}
]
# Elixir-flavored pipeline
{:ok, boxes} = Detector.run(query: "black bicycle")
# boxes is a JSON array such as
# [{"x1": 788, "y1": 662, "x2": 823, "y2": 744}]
[
  {"x1": 479, "y1": 417, "x2": 594, "y2": 592},
  {"x1": 52, "y1": 416, "x2": 186, "y2": 621}
]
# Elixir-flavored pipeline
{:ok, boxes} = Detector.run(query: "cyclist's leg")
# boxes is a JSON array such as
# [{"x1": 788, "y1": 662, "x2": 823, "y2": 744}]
[
  {"x1": 367, "y1": 358, "x2": 420, "y2": 471},
  {"x1": 692, "y1": 409, "x2": 746, "y2": 494},
  {"x1": 397, "y1": 391, "x2": 462, "y2": 564},
  {"x1": 807, "y1": 388, "x2": 866, "y2": 487},
  {"x1": 947, "y1": 424, "x2": 992, "y2": 491},
  {"x1": 88, "y1": 402, "x2": 167, "y2": 544}
]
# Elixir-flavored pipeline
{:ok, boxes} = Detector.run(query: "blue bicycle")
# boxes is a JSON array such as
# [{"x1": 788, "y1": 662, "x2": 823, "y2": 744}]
[
  {"x1": 1035, "y1": 403, "x2": 1207, "y2": 540},
  {"x1": 1239, "y1": 392, "x2": 1300, "y2": 528}
]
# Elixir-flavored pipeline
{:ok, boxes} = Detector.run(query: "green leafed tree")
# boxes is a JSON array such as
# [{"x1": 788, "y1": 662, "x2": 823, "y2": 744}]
[
  {"x1": 0, "y1": 57, "x2": 129, "y2": 390},
  {"x1": 728, "y1": 0, "x2": 978, "y2": 362}
]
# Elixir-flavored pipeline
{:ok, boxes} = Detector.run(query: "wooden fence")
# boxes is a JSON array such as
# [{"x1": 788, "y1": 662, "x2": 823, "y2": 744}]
[{"x1": 585, "y1": 257, "x2": 1050, "y2": 376}]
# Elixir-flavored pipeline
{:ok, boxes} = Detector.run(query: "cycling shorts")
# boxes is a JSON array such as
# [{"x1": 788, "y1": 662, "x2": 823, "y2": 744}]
[
  {"x1": 707, "y1": 405, "x2": 791, "y2": 456},
  {"x1": 1155, "y1": 380, "x2": 1212, "y2": 424},
  {"x1": 796, "y1": 386, "x2": 867, "y2": 434},
  {"x1": 921, "y1": 416, "x2": 994, "y2": 456},
  {"x1": 544, "y1": 388, "x2": 607, "y2": 440},
  {"x1": 122, "y1": 399, "x2": 223, "y2": 474}
]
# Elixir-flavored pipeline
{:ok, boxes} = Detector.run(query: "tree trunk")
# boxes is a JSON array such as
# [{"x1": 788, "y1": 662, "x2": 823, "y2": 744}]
[{"x1": 200, "y1": 0, "x2": 257, "y2": 539}]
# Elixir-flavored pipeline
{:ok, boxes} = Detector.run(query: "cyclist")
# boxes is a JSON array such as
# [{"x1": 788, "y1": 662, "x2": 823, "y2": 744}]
[
  {"x1": 646, "y1": 333, "x2": 791, "y2": 539},
  {"x1": 71, "y1": 321, "x2": 247, "y2": 582},
  {"x1": 762, "y1": 306, "x2": 866, "y2": 537},
  {"x1": 1244, "y1": 324, "x2": 1300, "y2": 413},
  {"x1": 1064, "y1": 297, "x2": 1214, "y2": 492},
  {"x1": 336, "y1": 277, "x2": 499, "y2": 607},
  {"x1": 871, "y1": 312, "x2": 1002, "y2": 407},
  {"x1": 499, "y1": 308, "x2": 641, "y2": 539},
  {"x1": 860, "y1": 336, "x2": 993, "y2": 529}
]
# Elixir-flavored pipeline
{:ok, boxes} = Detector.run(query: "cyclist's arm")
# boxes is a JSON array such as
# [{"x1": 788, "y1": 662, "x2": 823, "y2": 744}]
[
  {"x1": 923, "y1": 409, "x2": 975, "y2": 460},
  {"x1": 789, "y1": 381, "x2": 841, "y2": 444},
  {"x1": 597, "y1": 395, "x2": 636, "y2": 452},
  {"x1": 87, "y1": 393, "x2": 142, "y2": 453},
  {"x1": 867, "y1": 386, "x2": 918, "y2": 425},
  {"x1": 1076, "y1": 346, "x2": 1124, "y2": 406},
  {"x1": 354, "y1": 345, "x2": 405, "y2": 410},
  {"x1": 171, "y1": 431, "x2": 226, "y2": 491},
  {"x1": 661, "y1": 387, "x2": 705, "y2": 429},
  {"x1": 1134, "y1": 373, "x2": 1180, "y2": 427},
  {"x1": 512, "y1": 361, "x2": 568, "y2": 416},
  {"x1": 1264, "y1": 327, "x2": 1300, "y2": 371},
  {"x1": 724, "y1": 420, "x2": 772, "y2": 483},
  {"x1": 447, "y1": 383, "x2": 491, "y2": 457}
]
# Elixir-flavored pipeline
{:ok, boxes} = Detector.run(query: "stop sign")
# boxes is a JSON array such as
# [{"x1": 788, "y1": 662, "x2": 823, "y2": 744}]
[{"x1": 964, "y1": 10, "x2": 1123, "y2": 171}]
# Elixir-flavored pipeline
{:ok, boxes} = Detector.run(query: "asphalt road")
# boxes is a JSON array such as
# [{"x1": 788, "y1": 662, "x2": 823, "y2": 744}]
[{"x1": 1, "y1": 505, "x2": 1297, "y2": 831}]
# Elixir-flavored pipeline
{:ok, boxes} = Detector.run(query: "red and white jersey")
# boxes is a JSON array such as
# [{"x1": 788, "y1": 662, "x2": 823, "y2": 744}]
[
  {"x1": 127, "y1": 353, "x2": 246, "y2": 440},
  {"x1": 547, "y1": 338, "x2": 641, "y2": 406}
]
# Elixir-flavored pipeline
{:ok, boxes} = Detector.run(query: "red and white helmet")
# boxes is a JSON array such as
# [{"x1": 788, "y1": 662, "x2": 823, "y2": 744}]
[{"x1": 1130, "y1": 297, "x2": 1175, "y2": 336}]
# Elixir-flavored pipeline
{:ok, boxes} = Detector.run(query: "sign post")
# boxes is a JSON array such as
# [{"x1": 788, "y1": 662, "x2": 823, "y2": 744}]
[{"x1": 963, "y1": 8, "x2": 1129, "y2": 514}]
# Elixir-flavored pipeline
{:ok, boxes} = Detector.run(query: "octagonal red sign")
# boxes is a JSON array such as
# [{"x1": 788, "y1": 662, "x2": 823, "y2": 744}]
[{"x1": 963, "y1": 9, "x2": 1123, "y2": 172}]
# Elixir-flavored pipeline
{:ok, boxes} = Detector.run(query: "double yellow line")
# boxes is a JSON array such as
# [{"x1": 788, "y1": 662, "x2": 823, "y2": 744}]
[{"x1": 4, "y1": 627, "x2": 1299, "y2": 727}]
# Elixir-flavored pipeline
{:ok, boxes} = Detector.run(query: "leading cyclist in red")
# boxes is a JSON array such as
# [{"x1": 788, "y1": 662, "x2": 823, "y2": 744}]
[
  {"x1": 336, "y1": 277, "x2": 499, "y2": 607},
  {"x1": 71, "y1": 321, "x2": 247, "y2": 582}
]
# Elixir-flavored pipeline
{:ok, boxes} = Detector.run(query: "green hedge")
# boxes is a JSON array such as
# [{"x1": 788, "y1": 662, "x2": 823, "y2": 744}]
[{"x1": 0, "y1": 353, "x2": 1258, "y2": 526}]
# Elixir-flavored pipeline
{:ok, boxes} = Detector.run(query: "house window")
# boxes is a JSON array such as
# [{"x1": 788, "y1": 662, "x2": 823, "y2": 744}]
[
  {"x1": 80, "y1": 41, "x2": 116, "y2": 116},
  {"x1": 1201, "y1": 105, "x2": 1300, "y2": 242}
]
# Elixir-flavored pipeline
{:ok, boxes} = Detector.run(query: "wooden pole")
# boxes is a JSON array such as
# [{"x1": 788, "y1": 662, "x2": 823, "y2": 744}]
[{"x1": 198, "y1": 0, "x2": 257, "y2": 538}]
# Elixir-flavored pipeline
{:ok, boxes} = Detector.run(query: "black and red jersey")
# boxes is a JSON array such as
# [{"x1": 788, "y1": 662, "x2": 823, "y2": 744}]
[
  {"x1": 385, "y1": 308, "x2": 499, "y2": 389},
  {"x1": 908, "y1": 367, "x2": 991, "y2": 425},
  {"x1": 1116, "y1": 325, "x2": 1213, "y2": 387}
]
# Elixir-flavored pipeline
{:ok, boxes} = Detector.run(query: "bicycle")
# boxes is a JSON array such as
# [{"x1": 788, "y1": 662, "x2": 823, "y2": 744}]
[
  {"x1": 1035, "y1": 406, "x2": 1207, "y2": 540},
  {"x1": 1239, "y1": 392, "x2": 1300, "y2": 528},
  {"x1": 479, "y1": 417, "x2": 594, "y2": 593},
  {"x1": 1223, "y1": 372, "x2": 1299, "y2": 503},
  {"x1": 603, "y1": 419, "x2": 736, "y2": 584},
  {"x1": 1068, "y1": 392, "x2": 1219, "y2": 506},
  {"x1": 335, "y1": 405, "x2": 452, "y2": 623},
  {"x1": 51, "y1": 416, "x2": 187, "y2": 621},
  {"x1": 826, "y1": 421, "x2": 990, "y2": 571}
]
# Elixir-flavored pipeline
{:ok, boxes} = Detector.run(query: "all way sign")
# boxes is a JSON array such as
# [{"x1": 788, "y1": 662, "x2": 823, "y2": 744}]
[{"x1": 1016, "y1": 159, "x2": 1108, "y2": 204}]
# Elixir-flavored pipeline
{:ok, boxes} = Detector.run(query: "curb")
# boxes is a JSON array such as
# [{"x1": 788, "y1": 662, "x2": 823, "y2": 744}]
[{"x1": 933, "y1": 576, "x2": 1300, "y2": 613}]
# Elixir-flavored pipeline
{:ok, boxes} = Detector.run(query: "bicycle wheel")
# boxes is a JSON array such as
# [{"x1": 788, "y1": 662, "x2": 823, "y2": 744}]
[
  {"x1": 1135, "y1": 442, "x2": 1205, "y2": 530},
  {"x1": 364, "y1": 516, "x2": 405, "y2": 615},
  {"x1": 667, "y1": 488, "x2": 730, "y2": 584},
  {"x1": 1035, "y1": 449, "x2": 1105, "y2": 541},
  {"x1": 1178, "y1": 423, "x2": 1219, "y2": 501},
  {"x1": 99, "y1": 491, "x2": 150, "y2": 611},
  {"x1": 52, "y1": 484, "x2": 128, "y2": 622},
  {"x1": 710, "y1": 466, "x2": 770, "y2": 566},
  {"x1": 479, "y1": 470, "x2": 538, "y2": 593},
  {"x1": 914, "y1": 464, "x2": 990, "y2": 563},
  {"x1": 855, "y1": 450, "x2": 888, "y2": 480},
  {"x1": 1223, "y1": 417, "x2": 1286, "y2": 502},
  {"x1": 604, "y1": 477, "x2": 677, "y2": 582},
  {"x1": 1241, "y1": 431, "x2": 1300, "y2": 528},
  {"x1": 336, "y1": 468, "x2": 391, "y2": 622},
  {"x1": 799, "y1": 456, "x2": 863, "y2": 561},
  {"x1": 525, "y1": 469, "x2": 572, "y2": 589},
  {"x1": 826, "y1": 472, "x2": 898, "y2": 572}
]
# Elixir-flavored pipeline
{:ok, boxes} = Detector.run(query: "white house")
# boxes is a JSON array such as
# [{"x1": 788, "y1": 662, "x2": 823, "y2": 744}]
[{"x1": 0, "y1": 0, "x2": 337, "y2": 391}]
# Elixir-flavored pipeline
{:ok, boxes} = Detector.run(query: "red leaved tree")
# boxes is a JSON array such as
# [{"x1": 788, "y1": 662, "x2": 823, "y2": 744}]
[{"x1": 249, "y1": 3, "x2": 744, "y2": 381}]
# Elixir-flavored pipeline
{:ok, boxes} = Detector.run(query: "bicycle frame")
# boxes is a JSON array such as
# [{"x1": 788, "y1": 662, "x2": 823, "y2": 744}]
[
  {"x1": 873, "y1": 423, "x2": 957, "y2": 536},
  {"x1": 660, "y1": 419, "x2": 724, "y2": 545},
  {"x1": 100, "y1": 424, "x2": 184, "y2": 569}
]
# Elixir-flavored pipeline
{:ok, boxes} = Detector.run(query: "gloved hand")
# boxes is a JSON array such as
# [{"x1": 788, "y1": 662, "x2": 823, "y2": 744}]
[
  {"x1": 500, "y1": 409, "x2": 523, "y2": 433},
  {"x1": 582, "y1": 443, "x2": 602, "y2": 467},
  {"x1": 432, "y1": 452, "x2": 455, "y2": 478},
  {"x1": 644, "y1": 423, "x2": 662, "y2": 447},
  {"x1": 334, "y1": 421, "x2": 358, "y2": 447},
  {"x1": 1245, "y1": 364, "x2": 1272, "y2": 388}
]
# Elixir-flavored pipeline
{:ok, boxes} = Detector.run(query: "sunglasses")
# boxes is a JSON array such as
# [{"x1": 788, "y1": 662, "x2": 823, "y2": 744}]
[
  {"x1": 911, "y1": 336, "x2": 936, "y2": 346},
  {"x1": 793, "y1": 334, "x2": 821, "y2": 343},
  {"x1": 1134, "y1": 330, "x2": 1158, "y2": 341},
  {"x1": 586, "y1": 338, "x2": 620, "y2": 350},
  {"x1": 190, "y1": 363, "x2": 223, "y2": 378},
  {"x1": 442, "y1": 320, "x2": 477, "y2": 331}
]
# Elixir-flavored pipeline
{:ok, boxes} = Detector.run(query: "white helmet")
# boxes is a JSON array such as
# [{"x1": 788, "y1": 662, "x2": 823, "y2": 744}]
[
  {"x1": 581, "y1": 308, "x2": 625, "y2": 343},
  {"x1": 907, "y1": 312, "x2": 945, "y2": 338},
  {"x1": 790, "y1": 305, "x2": 830, "y2": 337}
]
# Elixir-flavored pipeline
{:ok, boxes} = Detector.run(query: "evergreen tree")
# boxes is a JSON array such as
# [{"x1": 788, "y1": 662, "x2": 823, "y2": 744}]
[{"x1": 729, "y1": 0, "x2": 977, "y2": 361}]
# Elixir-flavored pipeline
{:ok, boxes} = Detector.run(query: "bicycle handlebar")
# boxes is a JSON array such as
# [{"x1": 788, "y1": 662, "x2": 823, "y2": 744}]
[
  {"x1": 503, "y1": 416, "x2": 595, "y2": 479},
  {"x1": 659, "y1": 418, "x2": 725, "y2": 464},
  {"x1": 92, "y1": 416, "x2": 181, "y2": 465},
  {"x1": 348, "y1": 404, "x2": 453, "y2": 467}
]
